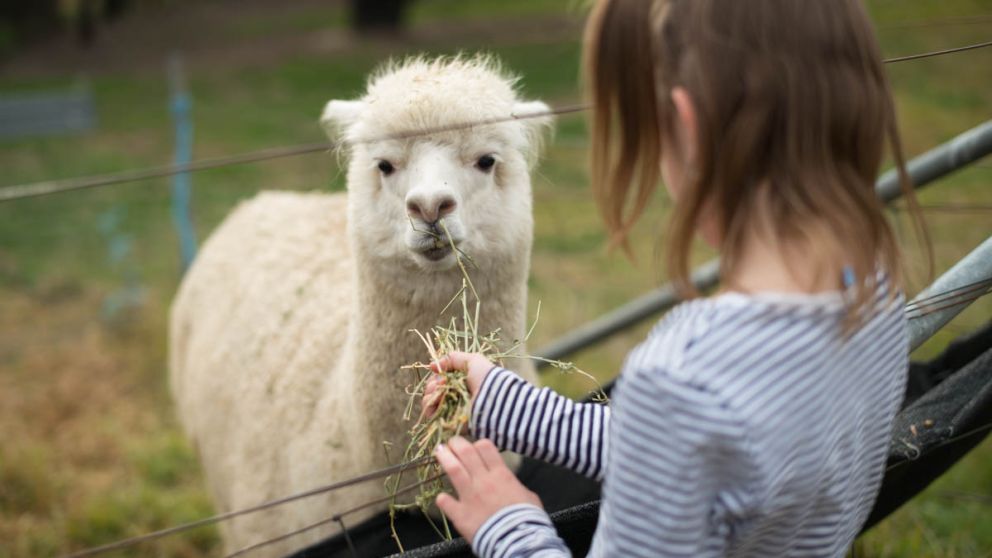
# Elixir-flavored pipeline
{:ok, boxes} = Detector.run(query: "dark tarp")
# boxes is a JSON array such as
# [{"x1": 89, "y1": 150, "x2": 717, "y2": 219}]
[
  {"x1": 291, "y1": 321, "x2": 992, "y2": 558},
  {"x1": 863, "y1": 320, "x2": 992, "y2": 530}
]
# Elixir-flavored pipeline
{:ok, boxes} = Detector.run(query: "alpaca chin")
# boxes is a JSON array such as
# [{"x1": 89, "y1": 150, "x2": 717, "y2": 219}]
[{"x1": 414, "y1": 249, "x2": 458, "y2": 270}]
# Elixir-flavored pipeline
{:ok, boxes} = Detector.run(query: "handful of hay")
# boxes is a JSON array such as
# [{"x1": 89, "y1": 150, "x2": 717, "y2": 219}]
[{"x1": 385, "y1": 224, "x2": 606, "y2": 551}]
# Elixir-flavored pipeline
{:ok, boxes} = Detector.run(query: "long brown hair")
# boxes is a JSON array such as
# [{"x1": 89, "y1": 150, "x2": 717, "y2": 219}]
[{"x1": 584, "y1": 0, "x2": 930, "y2": 323}]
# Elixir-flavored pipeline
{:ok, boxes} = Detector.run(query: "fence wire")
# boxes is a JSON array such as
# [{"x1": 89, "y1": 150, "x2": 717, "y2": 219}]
[
  {"x1": 223, "y1": 473, "x2": 444, "y2": 558},
  {"x1": 63, "y1": 456, "x2": 433, "y2": 558},
  {"x1": 0, "y1": 105, "x2": 586, "y2": 203},
  {"x1": 4, "y1": 40, "x2": 992, "y2": 203},
  {"x1": 905, "y1": 276, "x2": 992, "y2": 319},
  {"x1": 883, "y1": 39, "x2": 992, "y2": 63}
]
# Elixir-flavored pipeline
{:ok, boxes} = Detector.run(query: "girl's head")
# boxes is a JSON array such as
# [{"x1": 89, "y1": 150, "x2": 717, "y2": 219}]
[{"x1": 584, "y1": 0, "x2": 927, "y2": 315}]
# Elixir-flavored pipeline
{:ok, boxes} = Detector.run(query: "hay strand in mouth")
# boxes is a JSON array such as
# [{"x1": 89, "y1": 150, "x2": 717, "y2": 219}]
[{"x1": 386, "y1": 220, "x2": 608, "y2": 550}]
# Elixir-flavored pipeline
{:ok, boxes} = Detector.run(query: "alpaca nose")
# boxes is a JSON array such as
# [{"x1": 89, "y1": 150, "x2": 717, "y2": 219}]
[{"x1": 406, "y1": 194, "x2": 457, "y2": 224}]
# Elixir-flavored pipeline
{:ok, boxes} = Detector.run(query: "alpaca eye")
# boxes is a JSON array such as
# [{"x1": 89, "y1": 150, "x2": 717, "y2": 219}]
[
  {"x1": 377, "y1": 160, "x2": 395, "y2": 176},
  {"x1": 475, "y1": 155, "x2": 496, "y2": 172}
]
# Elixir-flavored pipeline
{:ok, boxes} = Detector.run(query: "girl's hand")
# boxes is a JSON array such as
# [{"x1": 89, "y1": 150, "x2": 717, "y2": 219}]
[
  {"x1": 421, "y1": 351, "x2": 495, "y2": 418},
  {"x1": 434, "y1": 437, "x2": 542, "y2": 544}
]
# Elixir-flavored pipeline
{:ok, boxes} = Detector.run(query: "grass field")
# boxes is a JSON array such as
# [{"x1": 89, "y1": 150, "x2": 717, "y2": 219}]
[{"x1": 0, "y1": 0, "x2": 990, "y2": 556}]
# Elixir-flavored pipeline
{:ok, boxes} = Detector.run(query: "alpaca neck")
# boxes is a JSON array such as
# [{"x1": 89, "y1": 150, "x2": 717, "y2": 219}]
[{"x1": 343, "y1": 253, "x2": 529, "y2": 460}]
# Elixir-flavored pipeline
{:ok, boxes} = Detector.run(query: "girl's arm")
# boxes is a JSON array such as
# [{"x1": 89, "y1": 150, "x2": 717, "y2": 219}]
[
  {"x1": 463, "y1": 368, "x2": 752, "y2": 558},
  {"x1": 426, "y1": 352, "x2": 609, "y2": 481},
  {"x1": 472, "y1": 366, "x2": 610, "y2": 481}
]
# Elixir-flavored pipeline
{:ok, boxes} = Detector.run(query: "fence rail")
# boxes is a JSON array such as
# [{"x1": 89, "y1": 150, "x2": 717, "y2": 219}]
[{"x1": 908, "y1": 236, "x2": 992, "y2": 350}]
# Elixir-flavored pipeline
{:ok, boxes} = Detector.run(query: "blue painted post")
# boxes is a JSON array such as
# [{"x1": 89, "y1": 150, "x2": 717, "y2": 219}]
[{"x1": 169, "y1": 53, "x2": 197, "y2": 272}]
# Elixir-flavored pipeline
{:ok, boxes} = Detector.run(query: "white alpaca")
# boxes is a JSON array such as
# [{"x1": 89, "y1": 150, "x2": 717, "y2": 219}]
[{"x1": 169, "y1": 56, "x2": 551, "y2": 556}]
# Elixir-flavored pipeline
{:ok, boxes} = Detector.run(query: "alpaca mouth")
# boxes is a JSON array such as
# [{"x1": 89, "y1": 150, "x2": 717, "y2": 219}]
[
  {"x1": 411, "y1": 228, "x2": 461, "y2": 265},
  {"x1": 420, "y1": 245, "x2": 453, "y2": 262}
]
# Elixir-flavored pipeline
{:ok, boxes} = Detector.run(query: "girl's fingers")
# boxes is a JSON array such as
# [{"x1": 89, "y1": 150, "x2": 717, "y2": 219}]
[
  {"x1": 429, "y1": 392, "x2": 444, "y2": 413},
  {"x1": 448, "y1": 436, "x2": 488, "y2": 472},
  {"x1": 423, "y1": 387, "x2": 441, "y2": 405},
  {"x1": 435, "y1": 492, "x2": 462, "y2": 517},
  {"x1": 427, "y1": 373, "x2": 445, "y2": 389},
  {"x1": 475, "y1": 439, "x2": 504, "y2": 470},
  {"x1": 422, "y1": 392, "x2": 439, "y2": 415},
  {"x1": 421, "y1": 374, "x2": 446, "y2": 414},
  {"x1": 435, "y1": 443, "x2": 471, "y2": 493},
  {"x1": 431, "y1": 351, "x2": 471, "y2": 373},
  {"x1": 429, "y1": 357, "x2": 449, "y2": 373}
]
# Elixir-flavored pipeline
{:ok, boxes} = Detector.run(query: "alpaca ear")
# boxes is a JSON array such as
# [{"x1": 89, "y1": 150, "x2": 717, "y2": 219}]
[
  {"x1": 513, "y1": 100, "x2": 554, "y2": 163},
  {"x1": 320, "y1": 100, "x2": 366, "y2": 138},
  {"x1": 513, "y1": 100, "x2": 554, "y2": 131}
]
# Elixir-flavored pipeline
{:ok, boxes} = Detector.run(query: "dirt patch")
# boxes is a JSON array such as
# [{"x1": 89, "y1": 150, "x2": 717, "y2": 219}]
[{"x1": 0, "y1": 285, "x2": 215, "y2": 556}]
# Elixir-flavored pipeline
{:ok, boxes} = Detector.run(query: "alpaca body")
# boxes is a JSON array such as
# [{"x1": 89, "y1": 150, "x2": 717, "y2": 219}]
[{"x1": 170, "y1": 56, "x2": 550, "y2": 555}]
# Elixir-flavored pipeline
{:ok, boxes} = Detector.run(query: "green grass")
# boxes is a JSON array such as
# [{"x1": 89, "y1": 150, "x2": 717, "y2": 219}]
[{"x1": 0, "y1": 0, "x2": 990, "y2": 555}]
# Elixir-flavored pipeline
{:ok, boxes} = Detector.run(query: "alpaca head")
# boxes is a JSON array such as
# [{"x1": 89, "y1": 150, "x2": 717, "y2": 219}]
[{"x1": 321, "y1": 56, "x2": 552, "y2": 284}]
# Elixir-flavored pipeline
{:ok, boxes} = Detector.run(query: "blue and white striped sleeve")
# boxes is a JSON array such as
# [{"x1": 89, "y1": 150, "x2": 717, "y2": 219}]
[
  {"x1": 470, "y1": 367, "x2": 611, "y2": 481},
  {"x1": 472, "y1": 504, "x2": 570, "y2": 558}
]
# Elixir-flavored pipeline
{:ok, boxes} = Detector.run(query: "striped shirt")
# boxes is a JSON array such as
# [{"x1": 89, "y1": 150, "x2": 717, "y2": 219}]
[{"x1": 470, "y1": 284, "x2": 907, "y2": 557}]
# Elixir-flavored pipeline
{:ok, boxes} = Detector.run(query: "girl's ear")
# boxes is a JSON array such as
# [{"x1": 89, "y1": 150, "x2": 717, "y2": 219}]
[
  {"x1": 320, "y1": 100, "x2": 366, "y2": 139},
  {"x1": 670, "y1": 87, "x2": 698, "y2": 164},
  {"x1": 513, "y1": 100, "x2": 554, "y2": 163}
]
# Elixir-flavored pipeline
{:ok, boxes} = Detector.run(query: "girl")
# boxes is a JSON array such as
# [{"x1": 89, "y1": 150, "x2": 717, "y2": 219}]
[{"x1": 424, "y1": 0, "x2": 926, "y2": 555}]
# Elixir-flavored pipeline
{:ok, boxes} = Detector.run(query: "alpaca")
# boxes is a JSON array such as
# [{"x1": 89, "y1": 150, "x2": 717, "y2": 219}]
[{"x1": 168, "y1": 56, "x2": 551, "y2": 556}]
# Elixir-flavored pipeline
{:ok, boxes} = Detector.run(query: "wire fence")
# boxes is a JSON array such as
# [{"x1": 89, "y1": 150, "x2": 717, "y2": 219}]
[
  {"x1": 0, "y1": 104, "x2": 586, "y2": 202},
  {"x1": 882, "y1": 38, "x2": 992, "y2": 63},
  {"x1": 64, "y1": 456, "x2": 433, "y2": 558},
  {"x1": 905, "y1": 277, "x2": 992, "y2": 319},
  {"x1": 904, "y1": 277, "x2": 992, "y2": 319},
  {"x1": 224, "y1": 473, "x2": 445, "y2": 558}
]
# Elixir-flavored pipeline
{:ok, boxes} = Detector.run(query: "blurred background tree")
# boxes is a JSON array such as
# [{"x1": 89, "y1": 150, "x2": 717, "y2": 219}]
[
  {"x1": 0, "y1": 0, "x2": 134, "y2": 56},
  {"x1": 350, "y1": 0, "x2": 412, "y2": 34},
  {"x1": 0, "y1": 1, "x2": 60, "y2": 55},
  {"x1": 0, "y1": 0, "x2": 414, "y2": 57}
]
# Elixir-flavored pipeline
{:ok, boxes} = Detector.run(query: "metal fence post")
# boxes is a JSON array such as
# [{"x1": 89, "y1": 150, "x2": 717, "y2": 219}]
[
  {"x1": 907, "y1": 235, "x2": 992, "y2": 350},
  {"x1": 169, "y1": 53, "x2": 198, "y2": 272}
]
